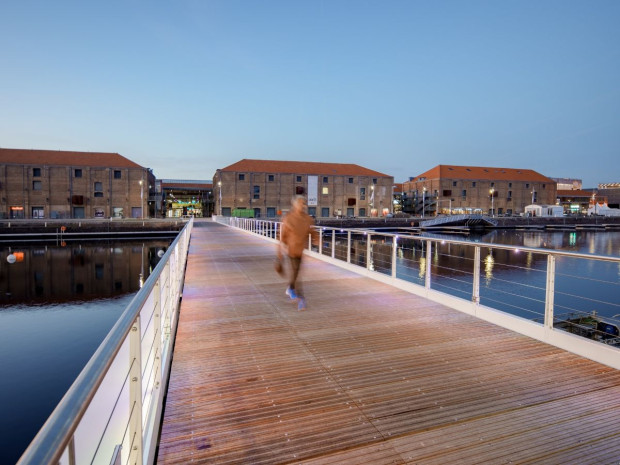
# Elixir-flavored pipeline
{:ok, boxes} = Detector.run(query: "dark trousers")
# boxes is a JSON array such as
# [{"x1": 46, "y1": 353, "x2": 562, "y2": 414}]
[{"x1": 288, "y1": 256, "x2": 303, "y2": 297}]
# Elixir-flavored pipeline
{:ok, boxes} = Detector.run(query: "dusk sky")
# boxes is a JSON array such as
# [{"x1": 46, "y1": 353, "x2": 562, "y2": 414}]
[{"x1": 1, "y1": 0, "x2": 619, "y2": 187}]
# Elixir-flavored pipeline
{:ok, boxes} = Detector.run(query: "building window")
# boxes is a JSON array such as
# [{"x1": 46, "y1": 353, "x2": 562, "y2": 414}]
[
  {"x1": 360, "y1": 187, "x2": 366, "y2": 200},
  {"x1": 462, "y1": 189, "x2": 467, "y2": 197},
  {"x1": 238, "y1": 174, "x2": 245, "y2": 181},
  {"x1": 443, "y1": 190, "x2": 452, "y2": 196},
  {"x1": 509, "y1": 183, "x2": 512, "y2": 188},
  {"x1": 322, "y1": 187, "x2": 329, "y2": 195},
  {"x1": 508, "y1": 191, "x2": 512, "y2": 199},
  {"x1": 348, "y1": 177, "x2": 354, "y2": 184},
  {"x1": 296, "y1": 175, "x2": 302, "y2": 182},
  {"x1": 347, "y1": 208, "x2": 354, "y2": 217},
  {"x1": 372, "y1": 178, "x2": 377, "y2": 184},
  {"x1": 296, "y1": 186, "x2": 305, "y2": 195},
  {"x1": 95, "y1": 264, "x2": 104, "y2": 280},
  {"x1": 542, "y1": 184, "x2": 546, "y2": 189},
  {"x1": 32, "y1": 181, "x2": 42, "y2": 190},
  {"x1": 74, "y1": 169, "x2": 82, "y2": 178},
  {"x1": 321, "y1": 207, "x2": 330, "y2": 217},
  {"x1": 323, "y1": 176, "x2": 328, "y2": 183},
  {"x1": 490, "y1": 182, "x2": 495, "y2": 187},
  {"x1": 453, "y1": 181, "x2": 457, "y2": 187},
  {"x1": 32, "y1": 207, "x2": 44, "y2": 218},
  {"x1": 268, "y1": 175, "x2": 274, "y2": 182},
  {"x1": 222, "y1": 207, "x2": 231, "y2": 217},
  {"x1": 525, "y1": 183, "x2": 530, "y2": 188},
  {"x1": 253, "y1": 185, "x2": 260, "y2": 199},
  {"x1": 114, "y1": 170, "x2": 122, "y2": 179},
  {"x1": 308, "y1": 207, "x2": 316, "y2": 217},
  {"x1": 359, "y1": 208, "x2": 366, "y2": 217},
  {"x1": 33, "y1": 168, "x2": 41, "y2": 177},
  {"x1": 94, "y1": 182, "x2": 103, "y2": 197},
  {"x1": 347, "y1": 198, "x2": 356, "y2": 206},
  {"x1": 267, "y1": 207, "x2": 276, "y2": 217},
  {"x1": 472, "y1": 182, "x2": 476, "y2": 187}
]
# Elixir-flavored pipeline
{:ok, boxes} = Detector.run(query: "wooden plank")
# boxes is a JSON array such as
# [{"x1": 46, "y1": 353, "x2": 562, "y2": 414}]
[{"x1": 157, "y1": 221, "x2": 620, "y2": 464}]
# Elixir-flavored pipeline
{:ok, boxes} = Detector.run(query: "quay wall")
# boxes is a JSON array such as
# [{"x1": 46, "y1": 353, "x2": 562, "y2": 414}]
[{"x1": 0, "y1": 218, "x2": 186, "y2": 240}]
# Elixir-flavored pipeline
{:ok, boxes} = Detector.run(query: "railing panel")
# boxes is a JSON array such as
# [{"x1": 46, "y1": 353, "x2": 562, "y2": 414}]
[{"x1": 17, "y1": 219, "x2": 193, "y2": 465}]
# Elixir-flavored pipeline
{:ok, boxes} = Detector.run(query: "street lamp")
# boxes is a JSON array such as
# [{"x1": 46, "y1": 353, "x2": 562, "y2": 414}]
[
  {"x1": 489, "y1": 188, "x2": 495, "y2": 217},
  {"x1": 531, "y1": 187, "x2": 536, "y2": 205},
  {"x1": 422, "y1": 186, "x2": 427, "y2": 218},
  {"x1": 217, "y1": 181, "x2": 222, "y2": 216}
]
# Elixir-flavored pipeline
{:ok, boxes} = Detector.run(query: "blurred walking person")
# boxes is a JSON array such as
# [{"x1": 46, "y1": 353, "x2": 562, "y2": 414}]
[{"x1": 278, "y1": 196, "x2": 318, "y2": 310}]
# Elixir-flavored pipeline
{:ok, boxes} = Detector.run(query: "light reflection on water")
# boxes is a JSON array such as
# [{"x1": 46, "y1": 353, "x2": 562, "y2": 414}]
[{"x1": 0, "y1": 240, "x2": 171, "y2": 465}]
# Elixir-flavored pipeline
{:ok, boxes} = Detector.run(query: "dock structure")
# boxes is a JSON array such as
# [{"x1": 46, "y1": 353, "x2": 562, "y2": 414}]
[{"x1": 157, "y1": 221, "x2": 620, "y2": 464}]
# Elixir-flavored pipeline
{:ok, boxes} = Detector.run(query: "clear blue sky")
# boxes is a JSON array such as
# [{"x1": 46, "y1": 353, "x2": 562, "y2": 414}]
[{"x1": 1, "y1": 0, "x2": 619, "y2": 187}]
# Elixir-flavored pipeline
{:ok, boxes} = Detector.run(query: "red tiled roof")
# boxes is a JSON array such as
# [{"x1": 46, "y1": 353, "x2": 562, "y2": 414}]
[
  {"x1": 0, "y1": 148, "x2": 144, "y2": 169},
  {"x1": 411, "y1": 165, "x2": 554, "y2": 183},
  {"x1": 393, "y1": 183, "x2": 404, "y2": 193},
  {"x1": 220, "y1": 159, "x2": 391, "y2": 177}
]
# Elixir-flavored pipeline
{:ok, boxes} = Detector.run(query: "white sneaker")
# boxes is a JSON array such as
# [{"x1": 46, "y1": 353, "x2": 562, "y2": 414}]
[{"x1": 285, "y1": 287, "x2": 297, "y2": 300}]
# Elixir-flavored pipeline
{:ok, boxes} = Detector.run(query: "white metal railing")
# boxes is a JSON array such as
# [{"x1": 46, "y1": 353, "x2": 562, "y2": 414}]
[
  {"x1": 214, "y1": 216, "x2": 620, "y2": 370},
  {"x1": 17, "y1": 218, "x2": 194, "y2": 465}
]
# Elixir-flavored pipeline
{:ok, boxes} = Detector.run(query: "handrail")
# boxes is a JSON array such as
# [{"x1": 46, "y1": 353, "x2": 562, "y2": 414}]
[
  {"x1": 215, "y1": 216, "x2": 620, "y2": 370},
  {"x1": 17, "y1": 218, "x2": 194, "y2": 465}
]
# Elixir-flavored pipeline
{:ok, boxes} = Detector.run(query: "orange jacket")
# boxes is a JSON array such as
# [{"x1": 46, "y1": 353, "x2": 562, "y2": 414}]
[{"x1": 280, "y1": 209, "x2": 318, "y2": 258}]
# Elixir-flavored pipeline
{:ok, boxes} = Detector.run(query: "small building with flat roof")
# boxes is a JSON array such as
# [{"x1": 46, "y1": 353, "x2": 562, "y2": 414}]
[{"x1": 160, "y1": 179, "x2": 214, "y2": 218}]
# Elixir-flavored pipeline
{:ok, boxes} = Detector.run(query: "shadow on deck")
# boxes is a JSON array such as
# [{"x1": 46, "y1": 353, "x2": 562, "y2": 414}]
[{"x1": 157, "y1": 221, "x2": 620, "y2": 464}]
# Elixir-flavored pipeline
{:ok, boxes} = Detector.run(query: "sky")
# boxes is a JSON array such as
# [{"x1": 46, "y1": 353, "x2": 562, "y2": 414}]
[{"x1": 1, "y1": 0, "x2": 619, "y2": 188}]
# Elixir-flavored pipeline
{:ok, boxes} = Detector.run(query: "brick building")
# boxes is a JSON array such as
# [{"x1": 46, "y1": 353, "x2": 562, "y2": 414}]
[
  {"x1": 0, "y1": 148, "x2": 154, "y2": 219},
  {"x1": 402, "y1": 165, "x2": 557, "y2": 217},
  {"x1": 213, "y1": 159, "x2": 394, "y2": 218}
]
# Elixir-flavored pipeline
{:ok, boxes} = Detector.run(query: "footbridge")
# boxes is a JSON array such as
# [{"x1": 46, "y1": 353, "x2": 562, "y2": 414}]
[
  {"x1": 17, "y1": 218, "x2": 620, "y2": 465},
  {"x1": 419, "y1": 214, "x2": 499, "y2": 230}
]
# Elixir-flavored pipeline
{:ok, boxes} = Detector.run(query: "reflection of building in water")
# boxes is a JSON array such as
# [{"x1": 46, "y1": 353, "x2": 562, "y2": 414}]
[{"x1": 0, "y1": 241, "x2": 170, "y2": 305}]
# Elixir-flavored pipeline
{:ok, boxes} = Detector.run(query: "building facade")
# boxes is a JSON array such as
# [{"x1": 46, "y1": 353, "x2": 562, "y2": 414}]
[
  {"x1": 0, "y1": 148, "x2": 154, "y2": 219},
  {"x1": 402, "y1": 165, "x2": 557, "y2": 217},
  {"x1": 160, "y1": 179, "x2": 214, "y2": 218},
  {"x1": 213, "y1": 159, "x2": 394, "y2": 218}
]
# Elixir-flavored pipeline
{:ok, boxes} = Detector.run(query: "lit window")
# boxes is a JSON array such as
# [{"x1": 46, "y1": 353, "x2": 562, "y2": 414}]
[{"x1": 322, "y1": 187, "x2": 329, "y2": 195}]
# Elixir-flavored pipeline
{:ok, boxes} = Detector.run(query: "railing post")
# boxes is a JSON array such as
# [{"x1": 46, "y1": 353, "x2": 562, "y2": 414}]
[
  {"x1": 425, "y1": 240, "x2": 432, "y2": 289},
  {"x1": 129, "y1": 316, "x2": 143, "y2": 465},
  {"x1": 331, "y1": 230, "x2": 336, "y2": 258},
  {"x1": 544, "y1": 254, "x2": 556, "y2": 329},
  {"x1": 472, "y1": 246, "x2": 481, "y2": 304},
  {"x1": 347, "y1": 231, "x2": 351, "y2": 263},
  {"x1": 391, "y1": 236, "x2": 398, "y2": 278},
  {"x1": 366, "y1": 233, "x2": 372, "y2": 271}
]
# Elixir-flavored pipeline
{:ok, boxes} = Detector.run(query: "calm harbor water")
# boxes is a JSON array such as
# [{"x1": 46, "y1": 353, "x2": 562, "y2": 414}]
[{"x1": 0, "y1": 240, "x2": 171, "y2": 465}]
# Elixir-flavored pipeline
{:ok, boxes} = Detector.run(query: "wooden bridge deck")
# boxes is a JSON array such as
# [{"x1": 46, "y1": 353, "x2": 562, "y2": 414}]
[{"x1": 156, "y1": 221, "x2": 620, "y2": 464}]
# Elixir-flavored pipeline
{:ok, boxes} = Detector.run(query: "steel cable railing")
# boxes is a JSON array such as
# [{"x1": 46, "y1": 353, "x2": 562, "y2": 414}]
[{"x1": 17, "y1": 218, "x2": 193, "y2": 465}]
